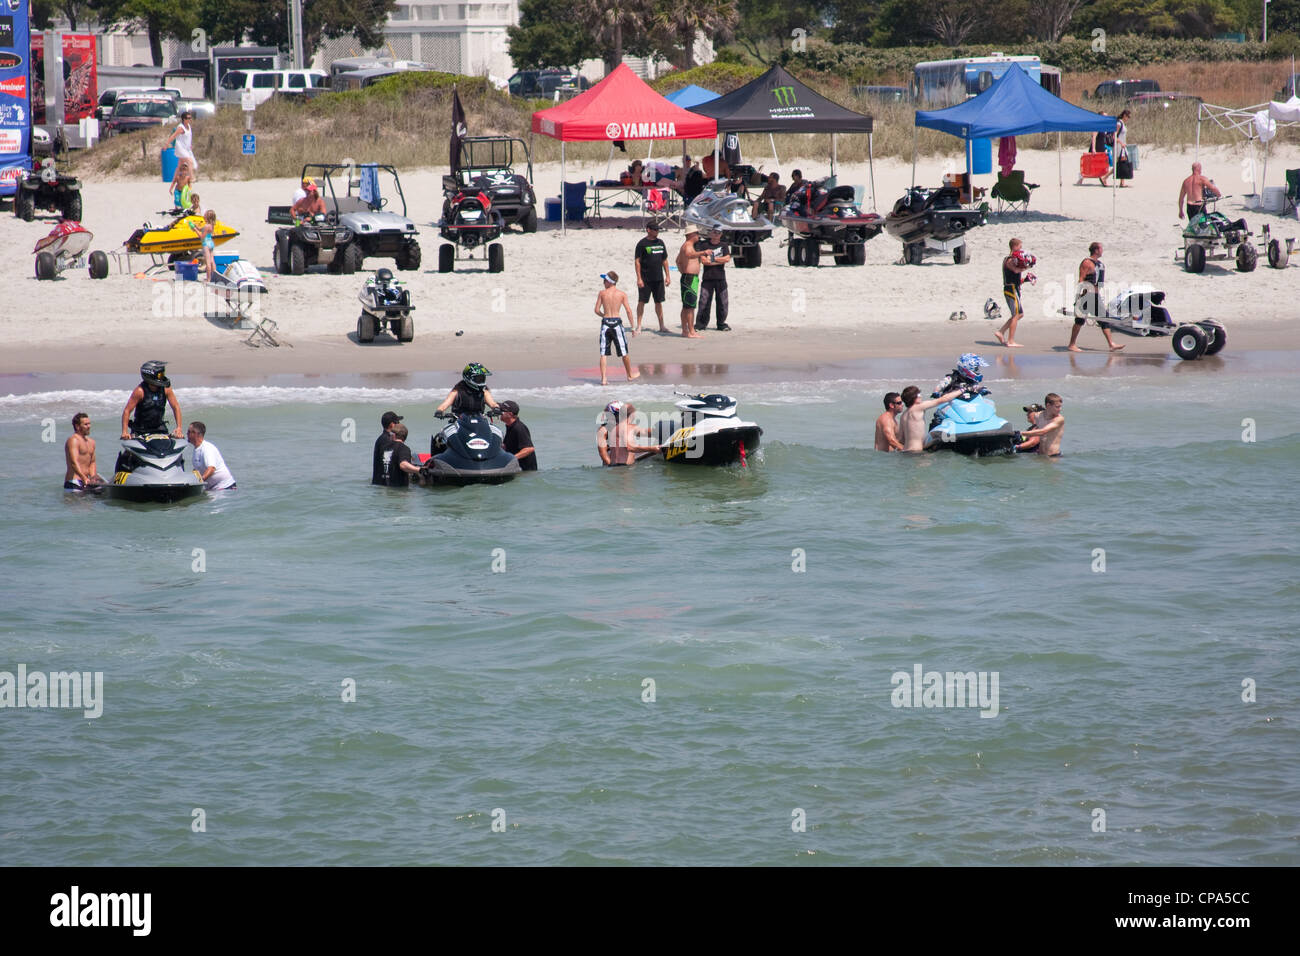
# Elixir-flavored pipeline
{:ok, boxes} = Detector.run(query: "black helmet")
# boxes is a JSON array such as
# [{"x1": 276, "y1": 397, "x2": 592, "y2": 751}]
[
  {"x1": 375, "y1": 267, "x2": 394, "y2": 287},
  {"x1": 140, "y1": 360, "x2": 170, "y2": 388},
  {"x1": 462, "y1": 362, "x2": 490, "y2": 390}
]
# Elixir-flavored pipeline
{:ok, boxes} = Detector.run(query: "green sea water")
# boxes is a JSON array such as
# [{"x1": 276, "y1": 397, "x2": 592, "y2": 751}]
[{"x1": 1, "y1": 354, "x2": 1297, "y2": 865}]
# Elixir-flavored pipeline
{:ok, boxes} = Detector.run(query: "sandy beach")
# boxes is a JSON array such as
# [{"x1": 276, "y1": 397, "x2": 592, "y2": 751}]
[{"x1": 4, "y1": 143, "x2": 1299, "y2": 380}]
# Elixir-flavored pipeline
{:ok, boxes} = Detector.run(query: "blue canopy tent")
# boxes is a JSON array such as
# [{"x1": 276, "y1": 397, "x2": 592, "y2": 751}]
[
  {"x1": 665, "y1": 85, "x2": 719, "y2": 109},
  {"x1": 913, "y1": 63, "x2": 1115, "y2": 211}
]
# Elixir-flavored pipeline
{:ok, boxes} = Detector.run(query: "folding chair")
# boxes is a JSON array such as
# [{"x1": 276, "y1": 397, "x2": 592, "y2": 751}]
[
  {"x1": 990, "y1": 170, "x2": 1036, "y2": 213},
  {"x1": 562, "y1": 181, "x2": 589, "y2": 225},
  {"x1": 1285, "y1": 169, "x2": 1300, "y2": 218}
]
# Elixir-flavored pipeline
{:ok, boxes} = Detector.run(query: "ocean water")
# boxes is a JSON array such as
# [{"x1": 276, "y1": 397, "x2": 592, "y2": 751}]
[{"x1": 2, "y1": 354, "x2": 1297, "y2": 866}]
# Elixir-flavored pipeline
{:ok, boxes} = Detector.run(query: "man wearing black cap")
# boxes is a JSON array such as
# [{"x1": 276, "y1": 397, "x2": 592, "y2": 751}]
[
  {"x1": 694, "y1": 226, "x2": 732, "y2": 331},
  {"x1": 633, "y1": 219, "x2": 670, "y2": 334},
  {"x1": 372, "y1": 410, "x2": 403, "y2": 485},
  {"x1": 499, "y1": 401, "x2": 537, "y2": 471}
]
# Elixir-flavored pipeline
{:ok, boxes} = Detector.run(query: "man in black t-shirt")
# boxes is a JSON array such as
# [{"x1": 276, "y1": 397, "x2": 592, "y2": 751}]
[
  {"x1": 385, "y1": 423, "x2": 422, "y2": 487},
  {"x1": 499, "y1": 400, "x2": 538, "y2": 471},
  {"x1": 372, "y1": 410, "x2": 402, "y2": 485},
  {"x1": 633, "y1": 220, "x2": 670, "y2": 334},
  {"x1": 694, "y1": 227, "x2": 732, "y2": 331}
]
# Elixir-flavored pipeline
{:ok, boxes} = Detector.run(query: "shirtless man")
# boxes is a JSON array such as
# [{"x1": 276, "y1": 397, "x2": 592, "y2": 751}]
[
  {"x1": 1178, "y1": 163, "x2": 1219, "y2": 220},
  {"x1": 1068, "y1": 241, "x2": 1124, "y2": 352},
  {"x1": 595, "y1": 272, "x2": 641, "y2": 385},
  {"x1": 291, "y1": 179, "x2": 327, "y2": 220},
  {"x1": 676, "y1": 226, "x2": 704, "y2": 338},
  {"x1": 63, "y1": 412, "x2": 104, "y2": 490},
  {"x1": 874, "y1": 392, "x2": 904, "y2": 451},
  {"x1": 1018, "y1": 393, "x2": 1066, "y2": 456},
  {"x1": 597, "y1": 402, "x2": 659, "y2": 466},
  {"x1": 897, "y1": 385, "x2": 964, "y2": 452}
]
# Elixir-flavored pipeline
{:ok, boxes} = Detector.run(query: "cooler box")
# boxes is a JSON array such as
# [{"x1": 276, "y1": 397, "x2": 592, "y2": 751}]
[
  {"x1": 544, "y1": 197, "x2": 562, "y2": 222},
  {"x1": 1262, "y1": 185, "x2": 1288, "y2": 212},
  {"x1": 970, "y1": 137, "x2": 992, "y2": 175},
  {"x1": 214, "y1": 253, "x2": 240, "y2": 271},
  {"x1": 1080, "y1": 152, "x2": 1109, "y2": 178},
  {"x1": 161, "y1": 146, "x2": 178, "y2": 184},
  {"x1": 174, "y1": 261, "x2": 199, "y2": 281}
]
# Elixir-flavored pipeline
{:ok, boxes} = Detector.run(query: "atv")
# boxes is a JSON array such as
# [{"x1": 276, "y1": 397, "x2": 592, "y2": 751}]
[
  {"x1": 452, "y1": 136, "x2": 537, "y2": 233},
  {"x1": 268, "y1": 163, "x2": 421, "y2": 275},
  {"x1": 14, "y1": 158, "x2": 83, "y2": 222},
  {"x1": 1177, "y1": 194, "x2": 1292, "y2": 273}
]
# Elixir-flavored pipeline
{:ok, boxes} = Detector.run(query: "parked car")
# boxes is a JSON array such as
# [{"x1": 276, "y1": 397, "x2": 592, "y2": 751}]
[
  {"x1": 853, "y1": 85, "x2": 909, "y2": 103},
  {"x1": 104, "y1": 94, "x2": 179, "y2": 136},
  {"x1": 1085, "y1": 79, "x2": 1161, "y2": 100},
  {"x1": 507, "y1": 69, "x2": 590, "y2": 99},
  {"x1": 96, "y1": 86, "x2": 178, "y2": 121},
  {"x1": 1127, "y1": 92, "x2": 1202, "y2": 109},
  {"x1": 216, "y1": 69, "x2": 328, "y2": 107}
]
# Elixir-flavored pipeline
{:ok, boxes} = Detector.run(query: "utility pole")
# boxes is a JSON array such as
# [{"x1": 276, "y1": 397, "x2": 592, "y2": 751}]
[
  {"x1": 1264, "y1": 0, "x2": 1270, "y2": 44},
  {"x1": 287, "y1": 0, "x2": 305, "y2": 69}
]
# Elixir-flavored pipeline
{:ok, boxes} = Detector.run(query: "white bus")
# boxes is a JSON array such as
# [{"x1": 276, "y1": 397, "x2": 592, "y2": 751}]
[{"x1": 912, "y1": 54, "x2": 1045, "y2": 108}]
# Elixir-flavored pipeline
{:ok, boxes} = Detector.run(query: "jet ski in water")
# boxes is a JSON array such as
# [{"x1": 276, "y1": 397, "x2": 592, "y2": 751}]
[
  {"x1": 922, "y1": 354, "x2": 1018, "y2": 456},
  {"x1": 653, "y1": 393, "x2": 763, "y2": 466},
  {"x1": 420, "y1": 410, "x2": 521, "y2": 485},
  {"x1": 105, "y1": 434, "x2": 206, "y2": 502}
]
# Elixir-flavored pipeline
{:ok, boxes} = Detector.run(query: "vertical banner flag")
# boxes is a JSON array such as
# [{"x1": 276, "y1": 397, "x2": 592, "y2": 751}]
[
  {"x1": 450, "y1": 87, "x2": 466, "y2": 174},
  {"x1": 0, "y1": 0, "x2": 31, "y2": 197}
]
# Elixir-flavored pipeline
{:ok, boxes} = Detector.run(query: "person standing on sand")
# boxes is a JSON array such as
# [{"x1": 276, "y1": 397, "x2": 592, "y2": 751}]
[
  {"x1": 694, "y1": 227, "x2": 732, "y2": 332},
  {"x1": 634, "y1": 220, "x2": 670, "y2": 334},
  {"x1": 1114, "y1": 110, "x2": 1132, "y2": 187},
  {"x1": 1069, "y1": 241, "x2": 1124, "y2": 353},
  {"x1": 676, "y1": 226, "x2": 704, "y2": 338},
  {"x1": 595, "y1": 272, "x2": 641, "y2": 386},
  {"x1": 64, "y1": 412, "x2": 104, "y2": 490},
  {"x1": 1018, "y1": 393, "x2": 1066, "y2": 456},
  {"x1": 874, "y1": 393, "x2": 904, "y2": 451},
  {"x1": 1178, "y1": 162, "x2": 1219, "y2": 220},
  {"x1": 995, "y1": 238, "x2": 1032, "y2": 348},
  {"x1": 897, "y1": 385, "x2": 964, "y2": 452},
  {"x1": 165, "y1": 110, "x2": 197, "y2": 175}
]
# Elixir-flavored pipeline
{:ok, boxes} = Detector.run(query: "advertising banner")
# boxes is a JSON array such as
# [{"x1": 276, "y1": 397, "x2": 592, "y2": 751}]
[
  {"x1": 0, "y1": 0, "x2": 31, "y2": 196},
  {"x1": 32, "y1": 32, "x2": 97, "y2": 125}
]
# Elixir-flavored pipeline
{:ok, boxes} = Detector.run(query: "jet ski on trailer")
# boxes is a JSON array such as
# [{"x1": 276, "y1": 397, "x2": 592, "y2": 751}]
[{"x1": 884, "y1": 184, "x2": 985, "y2": 265}]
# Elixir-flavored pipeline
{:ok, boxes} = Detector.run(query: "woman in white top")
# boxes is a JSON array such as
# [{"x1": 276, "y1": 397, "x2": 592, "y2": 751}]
[
  {"x1": 165, "y1": 109, "x2": 197, "y2": 175},
  {"x1": 1115, "y1": 110, "x2": 1131, "y2": 187}
]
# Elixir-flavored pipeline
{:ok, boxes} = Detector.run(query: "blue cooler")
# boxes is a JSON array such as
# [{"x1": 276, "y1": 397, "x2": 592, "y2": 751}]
[
  {"x1": 544, "y1": 197, "x2": 562, "y2": 222},
  {"x1": 969, "y1": 137, "x2": 992, "y2": 175},
  {"x1": 161, "y1": 146, "x2": 178, "y2": 183},
  {"x1": 214, "y1": 253, "x2": 239, "y2": 271},
  {"x1": 174, "y1": 261, "x2": 199, "y2": 281}
]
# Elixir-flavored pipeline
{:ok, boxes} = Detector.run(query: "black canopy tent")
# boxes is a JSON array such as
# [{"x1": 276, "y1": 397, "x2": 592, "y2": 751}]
[{"x1": 687, "y1": 64, "x2": 877, "y2": 208}]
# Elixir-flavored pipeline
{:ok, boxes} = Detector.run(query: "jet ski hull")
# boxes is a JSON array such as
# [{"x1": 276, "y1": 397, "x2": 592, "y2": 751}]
[
  {"x1": 422, "y1": 453, "x2": 521, "y2": 485},
  {"x1": 127, "y1": 215, "x2": 239, "y2": 256},
  {"x1": 104, "y1": 436, "x2": 207, "y2": 502},
  {"x1": 923, "y1": 394, "x2": 1017, "y2": 456},
  {"x1": 658, "y1": 422, "x2": 763, "y2": 466},
  {"x1": 103, "y1": 477, "x2": 206, "y2": 503}
]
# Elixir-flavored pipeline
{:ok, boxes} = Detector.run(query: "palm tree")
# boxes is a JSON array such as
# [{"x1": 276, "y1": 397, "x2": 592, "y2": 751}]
[{"x1": 650, "y1": 0, "x2": 739, "y2": 70}]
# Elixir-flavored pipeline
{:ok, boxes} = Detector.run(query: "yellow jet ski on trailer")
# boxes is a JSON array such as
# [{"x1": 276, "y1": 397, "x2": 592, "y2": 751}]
[{"x1": 125, "y1": 213, "x2": 239, "y2": 258}]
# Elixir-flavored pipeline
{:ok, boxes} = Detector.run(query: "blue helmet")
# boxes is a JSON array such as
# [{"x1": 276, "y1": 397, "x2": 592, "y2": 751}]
[{"x1": 957, "y1": 353, "x2": 989, "y2": 383}]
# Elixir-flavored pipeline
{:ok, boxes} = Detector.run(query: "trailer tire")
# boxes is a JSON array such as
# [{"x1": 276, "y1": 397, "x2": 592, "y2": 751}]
[
  {"x1": 357, "y1": 313, "x2": 376, "y2": 343},
  {"x1": 488, "y1": 242, "x2": 504, "y2": 273},
  {"x1": 1236, "y1": 242, "x2": 1257, "y2": 272},
  {"x1": 439, "y1": 244, "x2": 455, "y2": 273},
  {"x1": 1172, "y1": 324, "x2": 1208, "y2": 360},
  {"x1": 36, "y1": 250, "x2": 57, "y2": 280},
  {"x1": 1268, "y1": 238, "x2": 1289, "y2": 269},
  {"x1": 1201, "y1": 322, "x2": 1227, "y2": 356},
  {"x1": 1184, "y1": 244, "x2": 1206, "y2": 273},
  {"x1": 88, "y1": 250, "x2": 109, "y2": 279}
]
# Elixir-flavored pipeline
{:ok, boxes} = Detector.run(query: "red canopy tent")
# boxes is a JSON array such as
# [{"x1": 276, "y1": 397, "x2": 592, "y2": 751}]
[{"x1": 532, "y1": 64, "x2": 717, "y2": 231}]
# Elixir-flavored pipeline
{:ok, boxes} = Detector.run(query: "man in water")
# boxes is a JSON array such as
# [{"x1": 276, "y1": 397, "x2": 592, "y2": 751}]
[
  {"x1": 63, "y1": 412, "x2": 104, "y2": 490},
  {"x1": 874, "y1": 393, "x2": 904, "y2": 451},
  {"x1": 1069, "y1": 241, "x2": 1124, "y2": 353},
  {"x1": 897, "y1": 384, "x2": 964, "y2": 452},
  {"x1": 499, "y1": 400, "x2": 537, "y2": 471},
  {"x1": 372, "y1": 410, "x2": 402, "y2": 485},
  {"x1": 384, "y1": 423, "x2": 422, "y2": 487},
  {"x1": 676, "y1": 226, "x2": 703, "y2": 338},
  {"x1": 597, "y1": 402, "x2": 659, "y2": 466},
  {"x1": 120, "y1": 360, "x2": 183, "y2": 438},
  {"x1": 187, "y1": 421, "x2": 236, "y2": 490},
  {"x1": 1018, "y1": 393, "x2": 1066, "y2": 456},
  {"x1": 595, "y1": 272, "x2": 641, "y2": 386},
  {"x1": 633, "y1": 220, "x2": 670, "y2": 334},
  {"x1": 1178, "y1": 163, "x2": 1219, "y2": 220}
]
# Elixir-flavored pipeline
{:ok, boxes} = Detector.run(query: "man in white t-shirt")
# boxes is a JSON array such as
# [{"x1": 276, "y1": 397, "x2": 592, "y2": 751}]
[{"x1": 187, "y1": 421, "x2": 237, "y2": 490}]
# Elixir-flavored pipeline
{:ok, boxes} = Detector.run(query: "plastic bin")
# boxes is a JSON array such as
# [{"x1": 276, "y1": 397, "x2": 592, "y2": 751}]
[
  {"x1": 1080, "y1": 152, "x2": 1109, "y2": 178},
  {"x1": 174, "y1": 261, "x2": 199, "y2": 281},
  {"x1": 1262, "y1": 185, "x2": 1288, "y2": 212},
  {"x1": 544, "y1": 197, "x2": 562, "y2": 222},
  {"x1": 970, "y1": 137, "x2": 992, "y2": 175},
  {"x1": 161, "y1": 146, "x2": 178, "y2": 184}
]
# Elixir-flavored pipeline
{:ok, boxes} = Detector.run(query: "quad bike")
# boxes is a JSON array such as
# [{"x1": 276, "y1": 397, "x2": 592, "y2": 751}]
[
  {"x1": 1177, "y1": 195, "x2": 1292, "y2": 273},
  {"x1": 356, "y1": 268, "x2": 415, "y2": 343}
]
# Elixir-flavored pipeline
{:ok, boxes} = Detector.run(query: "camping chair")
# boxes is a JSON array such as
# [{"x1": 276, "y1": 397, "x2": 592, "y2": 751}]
[
  {"x1": 562, "y1": 181, "x2": 588, "y2": 225},
  {"x1": 1285, "y1": 169, "x2": 1300, "y2": 218},
  {"x1": 990, "y1": 170, "x2": 1036, "y2": 213}
]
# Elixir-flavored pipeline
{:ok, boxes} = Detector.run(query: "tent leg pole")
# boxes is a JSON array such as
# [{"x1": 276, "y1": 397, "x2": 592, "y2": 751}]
[
  {"x1": 713, "y1": 135, "x2": 719, "y2": 178},
  {"x1": 831, "y1": 133, "x2": 837, "y2": 177},
  {"x1": 770, "y1": 132, "x2": 778, "y2": 166},
  {"x1": 605, "y1": 142, "x2": 614, "y2": 181},
  {"x1": 869, "y1": 132, "x2": 876, "y2": 212},
  {"x1": 911, "y1": 126, "x2": 917, "y2": 189},
  {"x1": 1057, "y1": 132, "x2": 1062, "y2": 213},
  {"x1": 561, "y1": 144, "x2": 566, "y2": 235}
]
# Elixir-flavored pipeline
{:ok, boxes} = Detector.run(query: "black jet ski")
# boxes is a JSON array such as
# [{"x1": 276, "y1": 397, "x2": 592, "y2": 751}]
[
  {"x1": 105, "y1": 434, "x2": 206, "y2": 502},
  {"x1": 437, "y1": 176, "x2": 506, "y2": 273},
  {"x1": 420, "y1": 410, "x2": 521, "y2": 485},
  {"x1": 780, "y1": 178, "x2": 883, "y2": 267},
  {"x1": 653, "y1": 393, "x2": 762, "y2": 466},
  {"x1": 884, "y1": 185, "x2": 985, "y2": 265}
]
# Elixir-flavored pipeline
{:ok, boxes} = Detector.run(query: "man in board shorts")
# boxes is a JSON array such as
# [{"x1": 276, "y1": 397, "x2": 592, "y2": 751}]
[
  {"x1": 634, "y1": 220, "x2": 671, "y2": 333},
  {"x1": 594, "y1": 272, "x2": 641, "y2": 386},
  {"x1": 676, "y1": 226, "x2": 703, "y2": 338},
  {"x1": 995, "y1": 238, "x2": 1032, "y2": 348}
]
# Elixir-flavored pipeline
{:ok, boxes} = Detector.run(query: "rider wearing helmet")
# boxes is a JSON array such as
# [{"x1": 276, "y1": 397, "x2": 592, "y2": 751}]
[
  {"x1": 373, "y1": 267, "x2": 400, "y2": 304},
  {"x1": 120, "y1": 360, "x2": 184, "y2": 439},
  {"x1": 931, "y1": 353, "x2": 991, "y2": 400},
  {"x1": 436, "y1": 363, "x2": 500, "y2": 417}
]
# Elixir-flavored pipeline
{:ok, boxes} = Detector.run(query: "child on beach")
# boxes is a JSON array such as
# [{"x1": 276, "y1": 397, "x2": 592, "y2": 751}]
[
  {"x1": 191, "y1": 209, "x2": 217, "y2": 282},
  {"x1": 170, "y1": 160, "x2": 194, "y2": 212},
  {"x1": 595, "y1": 272, "x2": 641, "y2": 386}
]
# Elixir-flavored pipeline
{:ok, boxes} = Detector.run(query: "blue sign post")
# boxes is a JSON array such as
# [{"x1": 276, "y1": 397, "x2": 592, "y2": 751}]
[
  {"x1": 0, "y1": 0, "x2": 32, "y2": 197},
  {"x1": 242, "y1": 133, "x2": 256, "y2": 155}
]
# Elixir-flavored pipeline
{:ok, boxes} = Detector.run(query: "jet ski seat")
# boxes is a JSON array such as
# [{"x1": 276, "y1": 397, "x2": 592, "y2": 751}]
[{"x1": 827, "y1": 185, "x2": 854, "y2": 202}]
